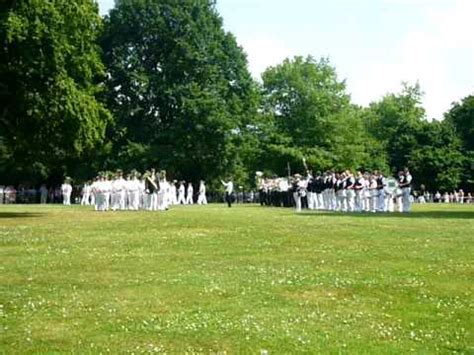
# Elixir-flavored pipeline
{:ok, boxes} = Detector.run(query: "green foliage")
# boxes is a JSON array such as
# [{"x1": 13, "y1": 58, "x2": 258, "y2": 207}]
[
  {"x1": 365, "y1": 83, "x2": 425, "y2": 172},
  {"x1": 364, "y1": 84, "x2": 467, "y2": 189},
  {"x1": 101, "y1": 0, "x2": 259, "y2": 184},
  {"x1": 0, "y1": 1, "x2": 470, "y2": 190},
  {"x1": 408, "y1": 121, "x2": 465, "y2": 191},
  {"x1": 260, "y1": 56, "x2": 384, "y2": 174},
  {"x1": 0, "y1": 0, "x2": 111, "y2": 183},
  {"x1": 444, "y1": 95, "x2": 474, "y2": 189}
]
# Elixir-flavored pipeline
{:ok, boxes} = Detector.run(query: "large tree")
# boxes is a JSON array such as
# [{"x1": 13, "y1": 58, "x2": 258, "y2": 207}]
[
  {"x1": 260, "y1": 56, "x2": 379, "y2": 174},
  {"x1": 365, "y1": 83, "x2": 425, "y2": 173},
  {"x1": 100, "y1": 0, "x2": 259, "y2": 184},
  {"x1": 366, "y1": 84, "x2": 466, "y2": 190},
  {"x1": 0, "y1": 0, "x2": 111, "y2": 184},
  {"x1": 408, "y1": 120, "x2": 465, "y2": 191},
  {"x1": 444, "y1": 95, "x2": 474, "y2": 189}
]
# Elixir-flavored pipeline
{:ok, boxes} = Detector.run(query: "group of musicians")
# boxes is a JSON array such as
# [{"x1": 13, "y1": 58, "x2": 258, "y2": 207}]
[{"x1": 257, "y1": 168, "x2": 413, "y2": 213}]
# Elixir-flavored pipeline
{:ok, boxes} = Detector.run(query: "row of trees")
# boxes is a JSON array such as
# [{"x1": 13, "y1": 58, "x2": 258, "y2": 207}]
[{"x1": 1, "y1": 0, "x2": 472, "y2": 192}]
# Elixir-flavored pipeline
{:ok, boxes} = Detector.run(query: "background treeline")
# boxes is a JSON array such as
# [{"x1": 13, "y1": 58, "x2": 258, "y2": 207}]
[{"x1": 1, "y1": 0, "x2": 472, "y2": 192}]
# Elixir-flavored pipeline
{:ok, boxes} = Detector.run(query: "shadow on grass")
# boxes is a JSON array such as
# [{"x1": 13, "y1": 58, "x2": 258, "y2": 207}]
[
  {"x1": 0, "y1": 212, "x2": 46, "y2": 219},
  {"x1": 296, "y1": 210, "x2": 474, "y2": 220}
]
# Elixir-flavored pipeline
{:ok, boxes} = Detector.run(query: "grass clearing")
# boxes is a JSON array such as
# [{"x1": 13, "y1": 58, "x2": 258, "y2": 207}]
[{"x1": 0, "y1": 203, "x2": 473, "y2": 353}]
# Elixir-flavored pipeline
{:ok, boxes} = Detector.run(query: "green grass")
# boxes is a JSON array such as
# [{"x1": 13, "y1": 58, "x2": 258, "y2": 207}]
[{"x1": 0, "y1": 203, "x2": 473, "y2": 353}]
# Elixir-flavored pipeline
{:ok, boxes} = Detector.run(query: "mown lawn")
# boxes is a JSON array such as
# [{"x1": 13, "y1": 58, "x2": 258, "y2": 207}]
[{"x1": 0, "y1": 203, "x2": 472, "y2": 353}]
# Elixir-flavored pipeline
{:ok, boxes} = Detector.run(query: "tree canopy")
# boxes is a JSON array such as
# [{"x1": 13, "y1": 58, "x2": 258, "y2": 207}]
[
  {"x1": 100, "y1": 0, "x2": 259, "y2": 185},
  {"x1": 0, "y1": 0, "x2": 111, "y2": 183},
  {"x1": 0, "y1": 1, "x2": 471, "y2": 192}
]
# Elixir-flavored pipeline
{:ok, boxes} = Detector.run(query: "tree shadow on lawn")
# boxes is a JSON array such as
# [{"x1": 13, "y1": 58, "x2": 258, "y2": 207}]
[
  {"x1": 296, "y1": 210, "x2": 474, "y2": 220},
  {"x1": 0, "y1": 212, "x2": 46, "y2": 219}
]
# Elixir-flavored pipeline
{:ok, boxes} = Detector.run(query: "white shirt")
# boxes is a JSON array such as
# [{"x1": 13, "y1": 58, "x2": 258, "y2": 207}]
[
  {"x1": 222, "y1": 181, "x2": 233, "y2": 194},
  {"x1": 404, "y1": 173, "x2": 412, "y2": 187},
  {"x1": 61, "y1": 183, "x2": 72, "y2": 194}
]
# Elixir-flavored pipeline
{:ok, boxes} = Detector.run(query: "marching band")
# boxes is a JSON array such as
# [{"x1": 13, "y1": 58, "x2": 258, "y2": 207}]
[{"x1": 257, "y1": 168, "x2": 413, "y2": 213}]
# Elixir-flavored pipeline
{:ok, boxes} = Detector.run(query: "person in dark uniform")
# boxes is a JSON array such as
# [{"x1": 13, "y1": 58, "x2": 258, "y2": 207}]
[{"x1": 221, "y1": 178, "x2": 234, "y2": 207}]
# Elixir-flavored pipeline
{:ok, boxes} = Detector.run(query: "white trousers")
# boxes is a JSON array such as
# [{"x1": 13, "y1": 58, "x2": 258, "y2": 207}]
[
  {"x1": 307, "y1": 192, "x2": 315, "y2": 210},
  {"x1": 62, "y1": 193, "x2": 71, "y2": 205},
  {"x1": 293, "y1": 192, "x2": 301, "y2": 212},
  {"x1": 402, "y1": 187, "x2": 412, "y2": 212},
  {"x1": 128, "y1": 191, "x2": 140, "y2": 210},
  {"x1": 316, "y1": 193, "x2": 323, "y2": 210},
  {"x1": 197, "y1": 193, "x2": 207, "y2": 205},
  {"x1": 377, "y1": 190, "x2": 385, "y2": 212},
  {"x1": 355, "y1": 190, "x2": 363, "y2": 212},
  {"x1": 185, "y1": 194, "x2": 193, "y2": 205},
  {"x1": 346, "y1": 190, "x2": 355, "y2": 212}
]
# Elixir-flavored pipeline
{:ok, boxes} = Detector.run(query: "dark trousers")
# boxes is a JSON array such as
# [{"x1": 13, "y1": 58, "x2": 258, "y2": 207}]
[{"x1": 225, "y1": 192, "x2": 233, "y2": 207}]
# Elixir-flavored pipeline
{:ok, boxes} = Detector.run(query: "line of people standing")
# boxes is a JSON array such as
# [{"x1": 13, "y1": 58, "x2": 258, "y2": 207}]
[{"x1": 258, "y1": 168, "x2": 413, "y2": 213}]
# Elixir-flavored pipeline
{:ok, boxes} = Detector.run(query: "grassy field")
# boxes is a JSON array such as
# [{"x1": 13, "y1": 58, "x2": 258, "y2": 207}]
[{"x1": 0, "y1": 203, "x2": 472, "y2": 353}]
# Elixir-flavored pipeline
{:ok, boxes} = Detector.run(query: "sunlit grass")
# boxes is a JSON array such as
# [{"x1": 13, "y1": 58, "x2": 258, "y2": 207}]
[{"x1": 0, "y1": 203, "x2": 473, "y2": 353}]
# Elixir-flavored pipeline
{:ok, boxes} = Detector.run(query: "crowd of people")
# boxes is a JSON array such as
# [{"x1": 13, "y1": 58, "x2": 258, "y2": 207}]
[
  {"x1": 68, "y1": 169, "x2": 210, "y2": 211},
  {"x1": 1, "y1": 168, "x2": 472, "y2": 211},
  {"x1": 256, "y1": 168, "x2": 470, "y2": 213}
]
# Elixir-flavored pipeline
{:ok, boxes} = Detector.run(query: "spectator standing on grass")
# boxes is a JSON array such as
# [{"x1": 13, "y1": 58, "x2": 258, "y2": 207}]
[
  {"x1": 0, "y1": 185, "x2": 4, "y2": 204},
  {"x1": 459, "y1": 189, "x2": 464, "y2": 204},
  {"x1": 221, "y1": 177, "x2": 234, "y2": 208},
  {"x1": 39, "y1": 184, "x2": 48, "y2": 204}
]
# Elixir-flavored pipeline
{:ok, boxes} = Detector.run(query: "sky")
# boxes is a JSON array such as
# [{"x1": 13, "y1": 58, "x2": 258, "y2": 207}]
[{"x1": 97, "y1": 0, "x2": 474, "y2": 120}]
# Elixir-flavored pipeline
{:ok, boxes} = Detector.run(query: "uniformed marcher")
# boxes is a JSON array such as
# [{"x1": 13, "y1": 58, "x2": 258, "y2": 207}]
[
  {"x1": 401, "y1": 168, "x2": 413, "y2": 212},
  {"x1": 197, "y1": 180, "x2": 207, "y2": 205},
  {"x1": 61, "y1": 178, "x2": 72, "y2": 205},
  {"x1": 221, "y1": 177, "x2": 234, "y2": 207}
]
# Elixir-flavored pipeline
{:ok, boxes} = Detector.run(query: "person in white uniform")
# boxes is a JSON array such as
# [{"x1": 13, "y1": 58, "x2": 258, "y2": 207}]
[
  {"x1": 197, "y1": 180, "x2": 207, "y2": 205},
  {"x1": 81, "y1": 182, "x2": 90, "y2": 205},
  {"x1": 177, "y1": 181, "x2": 186, "y2": 205},
  {"x1": 185, "y1": 182, "x2": 194, "y2": 205},
  {"x1": 170, "y1": 180, "x2": 178, "y2": 205},
  {"x1": 61, "y1": 178, "x2": 72, "y2": 205},
  {"x1": 128, "y1": 172, "x2": 141, "y2": 211}
]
